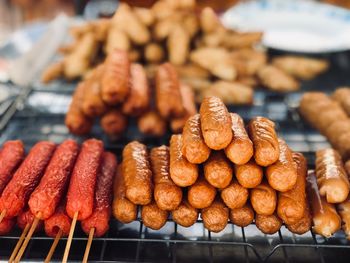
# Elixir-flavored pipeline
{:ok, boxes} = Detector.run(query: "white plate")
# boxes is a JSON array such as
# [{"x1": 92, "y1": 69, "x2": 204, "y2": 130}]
[{"x1": 221, "y1": 0, "x2": 350, "y2": 53}]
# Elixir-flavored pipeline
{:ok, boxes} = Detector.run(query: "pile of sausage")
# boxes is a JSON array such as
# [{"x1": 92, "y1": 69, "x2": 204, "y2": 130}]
[
  {"x1": 0, "y1": 138, "x2": 117, "y2": 242},
  {"x1": 65, "y1": 50, "x2": 196, "y2": 137}
]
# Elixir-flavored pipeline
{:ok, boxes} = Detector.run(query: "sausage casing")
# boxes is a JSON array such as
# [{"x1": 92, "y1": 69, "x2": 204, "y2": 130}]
[
  {"x1": 100, "y1": 109, "x2": 128, "y2": 136},
  {"x1": 170, "y1": 135, "x2": 198, "y2": 187},
  {"x1": 315, "y1": 148, "x2": 350, "y2": 203},
  {"x1": 248, "y1": 116, "x2": 279, "y2": 167},
  {"x1": 337, "y1": 198, "x2": 350, "y2": 239},
  {"x1": 188, "y1": 176, "x2": 216, "y2": 209},
  {"x1": 199, "y1": 96, "x2": 232, "y2": 150},
  {"x1": 123, "y1": 141, "x2": 153, "y2": 205},
  {"x1": 172, "y1": 200, "x2": 198, "y2": 227},
  {"x1": 204, "y1": 151, "x2": 232, "y2": 189},
  {"x1": 286, "y1": 202, "x2": 312, "y2": 235},
  {"x1": 255, "y1": 213, "x2": 282, "y2": 235},
  {"x1": 277, "y1": 152, "x2": 307, "y2": 225},
  {"x1": 151, "y1": 146, "x2": 182, "y2": 211},
  {"x1": 221, "y1": 180, "x2": 248, "y2": 209},
  {"x1": 250, "y1": 180, "x2": 277, "y2": 216},
  {"x1": 137, "y1": 111, "x2": 167, "y2": 137},
  {"x1": 266, "y1": 139, "x2": 297, "y2": 192},
  {"x1": 307, "y1": 171, "x2": 341, "y2": 237},
  {"x1": 0, "y1": 218, "x2": 14, "y2": 235},
  {"x1": 229, "y1": 203, "x2": 254, "y2": 227},
  {"x1": 181, "y1": 114, "x2": 211, "y2": 164},
  {"x1": 17, "y1": 209, "x2": 43, "y2": 232},
  {"x1": 201, "y1": 197, "x2": 229, "y2": 233},
  {"x1": 235, "y1": 160, "x2": 263, "y2": 188},
  {"x1": 141, "y1": 201, "x2": 168, "y2": 230},
  {"x1": 44, "y1": 201, "x2": 72, "y2": 237},
  {"x1": 224, "y1": 113, "x2": 253, "y2": 165}
]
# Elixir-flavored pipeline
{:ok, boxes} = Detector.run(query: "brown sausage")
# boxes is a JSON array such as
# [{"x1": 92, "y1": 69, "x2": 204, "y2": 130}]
[
  {"x1": 141, "y1": 201, "x2": 168, "y2": 230},
  {"x1": 181, "y1": 114, "x2": 211, "y2": 164},
  {"x1": 199, "y1": 96, "x2": 232, "y2": 150},
  {"x1": 235, "y1": 160, "x2": 263, "y2": 188},
  {"x1": 100, "y1": 109, "x2": 128, "y2": 136},
  {"x1": 286, "y1": 202, "x2": 312, "y2": 235},
  {"x1": 112, "y1": 165, "x2": 137, "y2": 224},
  {"x1": 101, "y1": 50, "x2": 130, "y2": 104},
  {"x1": 204, "y1": 151, "x2": 232, "y2": 189},
  {"x1": 224, "y1": 113, "x2": 253, "y2": 165},
  {"x1": 277, "y1": 152, "x2": 307, "y2": 225},
  {"x1": 255, "y1": 213, "x2": 282, "y2": 235},
  {"x1": 250, "y1": 180, "x2": 277, "y2": 216},
  {"x1": 221, "y1": 180, "x2": 248, "y2": 209},
  {"x1": 315, "y1": 148, "x2": 350, "y2": 203},
  {"x1": 266, "y1": 139, "x2": 297, "y2": 192},
  {"x1": 151, "y1": 146, "x2": 182, "y2": 211},
  {"x1": 155, "y1": 63, "x2": 184, "y2": 119},
  {"x1": 337, "y1": 197, "x2": 350, "y2": 239},
  {"x1": 172, "y1": 200, "x2": 198, "y2": 227},
  {"x1": 201, "y1": 197, "x2": 229, "y2": 233},
  {"x1": 122, "y1": 63, "x2": 150, "y2": 116},
  {"x1": 248, "y1": 116, "x2": 279, "y2": 167},
  {"x1": 137, "y1": 111, "x2": 167, "y2": 137},
  {"x1": 307, "y1": 171, "x2": 341, "y2": 237},
  {"x1": 123, "y1": 141, "x2": 153, "y2": 205},
  {"x1": 188, "y1": 176, "x2": 216, "y2": 209},
  {"x1": 229, "y1": 203, "x2": 254, "y2": 227},
  {"x1": 169, "y1": 134, "x2": 198, "y2": 187}
]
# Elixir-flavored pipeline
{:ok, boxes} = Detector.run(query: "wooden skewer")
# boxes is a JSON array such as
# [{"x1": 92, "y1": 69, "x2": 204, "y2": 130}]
[
  {"x1": 82, "y1": 228, "x2": 95, "y2": 263},
  {"x1": 62, "y1": 211, "x2": 78, "y2": 263},
  {"x1": 8, "y1": 223, "x2": 30, "y2": 263},
  {"x1": 14, "y1": 216, "x2": 41, "y2": 263},
  {"x1": 44, "y1": 229, "x2": 63, "y2": 263},
  {"x1": 0, "y1": 210, "x2": 6, "y2": 224}
]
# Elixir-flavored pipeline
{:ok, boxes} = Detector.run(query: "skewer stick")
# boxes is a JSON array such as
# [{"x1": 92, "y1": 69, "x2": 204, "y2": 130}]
[
  {"x1": 14, "y1": 216, "x2": 41, "y2": 263},
  {"x1": 0, "y1": 210, "x2": 6, "y2": 224},
  {"x1": 62, "y1": 211, "x2": 78, "y2": 263},
  {"x1": 44, "y1": 229, "x2": 63, "y2": 263},
  {"x1": 82, "y1": 228, "x2": 95, "y2": 263},
  {"x1": 8, "y1": 223, "x2": 30, "y2": 263}
]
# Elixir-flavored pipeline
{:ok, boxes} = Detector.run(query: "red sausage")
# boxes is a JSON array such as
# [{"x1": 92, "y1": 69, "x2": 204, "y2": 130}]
[
  {"x1": 66, "y1": 139, "x2": 104, "y2": 220},
  {"x1": 0, "y1": 141, "x2": 56, "y2": 218},
  {"x1": 81, "y1": 152, "x2": 117, "y2": 237},
  {"x1": 45, "y1": 201, "x2": 72, "y2": 238},
  {"x1": 17, "y1": 208, "x2": 43, "y2": 232},
  {"x1": 0, "y1": 140, "x2": 25, "y2": 194},
  {"x1": 0, "y1": 218, "x2": 14, "y2": 235},
  {"x1": 29, "y1": 140, "x2": 79, "y2": 220}
]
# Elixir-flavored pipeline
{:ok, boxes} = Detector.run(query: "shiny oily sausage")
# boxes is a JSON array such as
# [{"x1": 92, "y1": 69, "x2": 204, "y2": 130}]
[
  {"x1": 229, "y1": 203, "x2": 254, "y2": 227},
  {"x1": 201, "y1": 197, "x2": 229, "y2": 233},
  {"x1": 141, "y1": 201, "x2": 168, "y2": 230},
  {"x1": 235, "y1": 160, "x2": 263, "y2": 188},
  {"x1": 188, "y1": 176, "x2": 216, "y2": 209},
  {"x1": 255, "y1": 213, "x2": 282, "y2": 235},
  {"x1": 286, "y1": 202, "x2": 312, "y2": 235},
  {"x1": 250, "y1": 180, "x2": 277, "y2": 216},
  {"x1": 204, "y1": 151, "x2": 232, "y2": 189},
  {"x1": 221, "y1": 180, "x2": 249, "y2": 209},
  {"x1": 44, "y1": 201, "x2": 72, "y2": 238},
  {"x1": 17, "y1": 208, "x2": 43, "y2": 232},
  {"x1": 172, "y1": 200, "x2": 198, "y2": 227}
]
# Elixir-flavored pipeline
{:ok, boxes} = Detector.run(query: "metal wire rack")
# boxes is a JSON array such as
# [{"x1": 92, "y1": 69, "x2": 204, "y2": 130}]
[{"x1": 0, "y1": 51, "x2": 350, "y2": 262}]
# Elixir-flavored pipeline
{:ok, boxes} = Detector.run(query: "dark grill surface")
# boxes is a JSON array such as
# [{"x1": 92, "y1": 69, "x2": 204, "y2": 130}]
[{"x1": 0, "y1": 51, "x2": 350, "y2": 262}]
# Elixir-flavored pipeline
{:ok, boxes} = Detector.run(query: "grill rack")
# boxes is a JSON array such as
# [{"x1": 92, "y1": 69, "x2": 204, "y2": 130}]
[{"x1": 0, "y1": 51, "x2": 350, "y2": 262}]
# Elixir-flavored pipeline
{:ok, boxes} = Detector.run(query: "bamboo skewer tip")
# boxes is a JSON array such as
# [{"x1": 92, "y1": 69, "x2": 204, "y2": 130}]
[
  {"x1": 44, "y1": 229, "x2": 63, "y2": 263},
  {"x1": 82, "y1": 228, "x2": 95, "y2": 263},
  {"x1": 62, "y1": 211, "x2": 78, "y2": 263},
  {"x1": 8, "y1": 223, "x2": 30, "y2": 263}
]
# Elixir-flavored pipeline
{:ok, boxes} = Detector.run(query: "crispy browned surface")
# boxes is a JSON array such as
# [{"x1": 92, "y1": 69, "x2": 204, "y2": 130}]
[
  {"x1": 202, "y1": 197, "x2": 229, "y2": 233},
  {"x1": 255, "y1": 213, "x2": 282, "y2": 234},
  {"x1": 229, "y1": 203, "x2": 254, "y2": 227},
  {"x1": 204, "y1": 151, "x2": 232, "y2": 189},
  {"x1": 221, "y1": 180, "x2": 248, "y2": 209},
  {"x1": 316, "y1": 149, "x2": 350, "y2": 203},
  {"x1": 199, "y1": 96, "x2": 232, "y2": 150},
  {"x1": 100, "y1": 109, "x2": 127, "y2": 136},
  {"x1": 225, "y1": 113, "x2": 253, "y2": 165},
  {"x1": 250, "y1": 181, "x2": 277, "y2": 216},
  {"x1": 137, "y1": 111, "x2": 167, "y2": 137},
  {"x1": 170, "y1": 135, "x2": 198, "y2": 187},
  {"x1": 235, "y1": 160, "x2": 263, "y2": 188},
  {"x1": 332, "y1": 87, "x2": 350, "y2": 116},
  {"x1": 266, "y1": 139, "x2": 297, "y2": 192},
  {"x1": 337, "y1": 197, "x2": 350, "y2": 239},
  {"x1": 141, "y1": 201, "x2": 168, "y2": 230},
  {"x1": 188, "y1": 176, "x2": 216, "y2": 209},
  {"x1": 248, "y1": 116, "x2": 279, "y2": 167},
  {"x1": 286, "y1": 202, "x2": 312, "y2": 235},
  {"x1": 172, "y1": 200, "x2": 198, "y2": 227}
]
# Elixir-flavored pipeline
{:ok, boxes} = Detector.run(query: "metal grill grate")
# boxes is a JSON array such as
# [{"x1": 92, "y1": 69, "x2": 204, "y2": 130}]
[{"x1": 0, "y1": 51, "x2": 350, "y2": 262}]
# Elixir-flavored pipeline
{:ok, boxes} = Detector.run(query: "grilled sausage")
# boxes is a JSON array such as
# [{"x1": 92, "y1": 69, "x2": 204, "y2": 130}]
[
  {"x1": 100, "y1": 109, "x2": 128, "y2": 136},
  {"x1": 155, "y1": 63, "x2": 184, "y2": 119},
  {"x1": 137, "y1": 111, "x2": 167, "y2": 137},
  {"x1": 44, "y1": 201, "x2": 72, "y2": 238},
  {"x1": 141, "y1": 201, "x2": 168, "y2": 230},
  {"x1": 266, "y1": 139, "x2": 297, "y2": 192},
  {"x1": 172, "y1": 200, "x2": 198, "y2": 227},
  {"x1": 221, "y1": 180, "x2": 248, "y2": 209},
  {"x1": 81, "y1": 152, "x2": 117, "y2": 237},
  {"x1": 0, "y1": 141, "x2": 55, "y2": 218},
  {"x1": 204, "y1": 151, "x2": 232, "y2": 189},
  {"x1": 151, "y1": 146, "x2": 182, "y2": 211},
  {"x1": 255, "y1": 213, "x2": 282, "y2": 234},
  {"x1": 277, "y1": 152, "x2": 307, "y2": 225},
  {"x1": 250, "y1": 180, "x2": 277, "y2": 216},
  {"x1": 29, "y1": 140, "x2": 79, "y2": 220},
  {"x1": 112, "y1": 165, "x2": 137, "y2": 224},
  {"x1": 307, "y1": 171, "x2": 341, "y2": 237},
  {"x1": 17, "y1": 208, "x2": 43, "y2": 232},
  {"x1": 188, "y1": 176, "x2": 216, "y2": 209},
  {"x1": 248, "y1": 116, "x2": 279, "y2": 167},
  {"x1": 66, "y1": 139, "x2": 104, "y2": 220},
  {"x1": 286, "y1": 202, "x2": 312, "y2": 235},
  {"x1": 0, "y1": 218, "x2": 14, "y2": 235},
  {"x1": 229, "y1": 203, "x2": 254, "y2": 227},
  {"x1": 224, "y1": 113, "x2": 253, "y2": 165},
  {"x1": 235, "y1": 160, "x2": 263, "y2": 188},
  {"x1": 101, "y1": 50, "x2": 130, "y2": 104},
  {"x1": 170, "y1": 135, "x2": 198, "y2": 187},
  {"x1": 201, "y1": 197, "x2": 229, "y2": 233},
  {"x1": 0, "y1": 140, "x2": 25, "y2": 194},
  {"x1": 315, "y1": 149, "x2": 350, "y2": 203},
  {"x1": 199, "y1": 96, "x2": 232, "y2": 150},
  {"x1": 337, "y1": 198, "x2": 350, "y2": 239},
  {"x1": 123, "y1": 141, "x2": 153, "y2": 205},
  {"x1": 181, "y1": 114, "x2": 211, "y2": 164}
]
